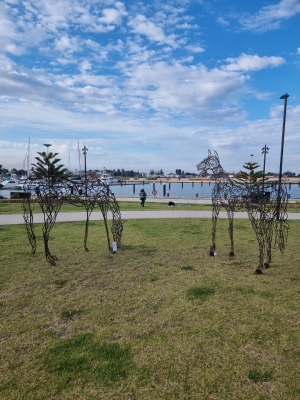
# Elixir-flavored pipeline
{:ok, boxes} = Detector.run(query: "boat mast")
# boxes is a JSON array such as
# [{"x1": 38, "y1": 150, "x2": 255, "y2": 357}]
[
  {"x1": 27, "y1": 137, "x2": 30, "y2": 177},
  {"x1": 78, "y1": 142, "x2": 81, "y2": 177}
]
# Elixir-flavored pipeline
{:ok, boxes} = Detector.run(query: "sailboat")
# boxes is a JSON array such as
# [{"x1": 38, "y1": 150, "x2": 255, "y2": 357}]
[{"x1": 19, "y1": 137, "x2": 31, "y2": 181}]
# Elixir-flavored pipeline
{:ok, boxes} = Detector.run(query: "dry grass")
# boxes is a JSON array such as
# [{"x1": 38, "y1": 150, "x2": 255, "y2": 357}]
[{"x1": 1, "y1": 218, "x2": 300, "y2": 399}]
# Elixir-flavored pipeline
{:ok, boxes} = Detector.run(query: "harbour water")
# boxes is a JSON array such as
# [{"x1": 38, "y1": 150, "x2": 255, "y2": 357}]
[
  {"x1": 110, "y1": 181, "x2": 215, "y2": 198},
  {"x1": 2, "y1": 181, "x2": 300, "y2": 199},
  {"x1": 110, "y1": 181, "x2": 300, "y2": 199}
]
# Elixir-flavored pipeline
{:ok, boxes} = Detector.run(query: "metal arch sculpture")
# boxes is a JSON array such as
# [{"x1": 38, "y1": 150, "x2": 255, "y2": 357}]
[
  {"x1": 196, "y1": 150, "x2": 289, "y2": 274},
  {"x1": 22, "y1": 177, "x2": 123, "y2": 265}
]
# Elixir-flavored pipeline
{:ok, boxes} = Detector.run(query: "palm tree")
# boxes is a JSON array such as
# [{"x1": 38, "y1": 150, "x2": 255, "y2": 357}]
[{"x1": 31, "y1": 151, "x2": 69, "y2": 183}]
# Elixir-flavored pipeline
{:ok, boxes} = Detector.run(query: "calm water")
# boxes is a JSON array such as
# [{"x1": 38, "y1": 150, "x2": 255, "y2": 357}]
[
  {"x1": 110, "y1": 181, "x2": 214, "y2": 198},
  {"x1": 110, "y1": 181, "x2": 300, "y2": 198},
  {"x1": 2, "y1": 181, "x2": 300, "y2": 199}
]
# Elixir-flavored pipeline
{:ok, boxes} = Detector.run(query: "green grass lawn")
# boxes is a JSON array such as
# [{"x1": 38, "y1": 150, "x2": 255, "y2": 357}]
[
  {"x1": 0, "y1": 200, "x2": 213, "y2": 214},
  {"x1": 1, "y1": 200, "x2": 300, "y2": 215},
  {"x1": 1, "y1": 218, "x2": 300, "y2": 399}
]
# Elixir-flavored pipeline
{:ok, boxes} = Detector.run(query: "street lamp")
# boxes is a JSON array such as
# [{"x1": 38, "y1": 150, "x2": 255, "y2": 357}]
[
  {"x1": 261, "y1": 145, "x2": 269, "y2": 192},
  {"x1": 250, "y1": 154, "x2": 254, "y2": 162},
  {"x1": 277, "y1": 93, "x2": 289, "y2": 219},
  {"x1": 43, "y1": 143, "x2": 52, "y2": 182},
  {"x1": 278, "y1": 94, "x2": 289, "y2": 190},
  {"x1": 82, "y1": 145, "x2": 88, "y2": 195},
  {"x1": 43, "y1": 143, "x2": 52, "y2": 154}
]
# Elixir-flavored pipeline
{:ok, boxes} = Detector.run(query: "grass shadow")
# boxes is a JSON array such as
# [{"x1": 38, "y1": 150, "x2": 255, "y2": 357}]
[
  {"x1": 187, "y1": 286, "x2": 215, "y2": 301},
  {"x1": 248, "y1": 369, "x2": 273, "y2": 383},
  {"x1": 43, "y1": 333, "x2": 135, "y2": 391}
]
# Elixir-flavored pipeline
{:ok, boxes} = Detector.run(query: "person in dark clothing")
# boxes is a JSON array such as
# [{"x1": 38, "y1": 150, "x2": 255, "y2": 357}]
[{"x1": 139, "y1": 188, "x2": 147, "y2": 207}]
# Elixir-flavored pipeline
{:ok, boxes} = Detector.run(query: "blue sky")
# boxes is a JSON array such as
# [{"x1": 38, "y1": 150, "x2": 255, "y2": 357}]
[{"x1": 0, "y1": 0, "x2": 299, "y2": 175}]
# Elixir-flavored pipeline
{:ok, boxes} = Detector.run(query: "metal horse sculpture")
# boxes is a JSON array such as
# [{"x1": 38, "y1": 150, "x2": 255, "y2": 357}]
[
  {"x1": 22, "y1": 177, "x2": 123, "y2": 265},
  {"x1": 196, "y1": 150, "x2": 289, "y2": 274}
]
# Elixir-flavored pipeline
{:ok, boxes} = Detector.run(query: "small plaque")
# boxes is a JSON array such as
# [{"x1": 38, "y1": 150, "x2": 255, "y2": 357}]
[{"x1": 112, "y1": 242, "x2": 117, "y2": 252}]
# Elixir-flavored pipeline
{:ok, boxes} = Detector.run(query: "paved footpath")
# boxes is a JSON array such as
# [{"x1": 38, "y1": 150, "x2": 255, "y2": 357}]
[{"x1": 1, "y1": 197, "x2": 300, "y2": 225}]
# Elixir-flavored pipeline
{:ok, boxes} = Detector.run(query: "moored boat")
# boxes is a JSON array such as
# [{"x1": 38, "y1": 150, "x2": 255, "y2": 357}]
[
  {"x1": 99, "y1": 168, "x2": 117, "y2": 184},
  {"x1": 1, "y1": 179, "x2": 20, "y2": 189}
]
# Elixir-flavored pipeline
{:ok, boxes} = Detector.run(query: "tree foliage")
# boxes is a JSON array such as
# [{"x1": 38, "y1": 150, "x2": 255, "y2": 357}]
[
  {"x1": 283, "y1": 171, "x2": 296, "y2": 177},
  {"x1": 235, "y1": 162, "x2": 264, "y2": 185},
  {"x1": 149, "y1": 169, "x2": 164, "y2": 176},
  {"x1": 31, "y1": 151, "x2": 69, "y2": 182}
]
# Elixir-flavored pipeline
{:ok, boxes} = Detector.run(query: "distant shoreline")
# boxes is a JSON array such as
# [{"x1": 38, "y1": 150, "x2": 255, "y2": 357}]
[{"x1": 123, "y1": 177, "x2": 300, "y2": 184}]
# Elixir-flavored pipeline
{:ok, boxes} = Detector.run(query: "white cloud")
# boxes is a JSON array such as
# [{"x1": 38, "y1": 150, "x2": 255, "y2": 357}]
[
  {"x1": 180, "y1": 56, "x2": 194, "y2": 63},
  {"x1": 0, "y1": 55, "x2": 15, "y2": 71},
  {"x1": 99, "y1": 4, "x2": 127, "y2": 25},
  {"x1": 0, "y1": 0, "x2": 299, "y2": 174},
  {"x1": 270, "y1": 103, "x2": 300, "y2": 118},
  {"x1": 1, "y1": 98, "x2": 299, "y2": 174},
  {"x1": 216, "y1": 17, "x2": 229, "y2": 26},
  {"x1": 152, "y1": 4, "x2": 187, "y2": 28},
  {"x1": 25, "y1": 1, "x2": 72, "y2": 32},
  {"x1": 0, "y1": 3, "x2": 28, "y2": 55},
  {"x1": 125, "y1": 41, "x2": 156, "y2": 65},
  {"x1": 176, "y1": 23, "x2": 198, "y2": 29},
  {"x1": 79, "y1": 60, "x2": 92, "y2": 72},
  {"x1": 100, "y1": 8, "x2": 121, "y2": 24},
  {"x1": 128, "y1": 14, "x2": 177, "y2": 47},
  {"x1": 0, "y1": 0, "x2": 128, "y2": 56},
  {"x1": 288, "y1": 105, "x2": 300, "y2": 122},
  {"x1": 0, "y1": 48, "x2": 287, "y2": 125},
  {"x1": 56, "y1": 57, "x2": 76, "y2": 66},
  {"x1": 125, "y1": 61, "x2": 247, "y2": 119},
  {"x1": 223, "y1": 53, "x2": 285, "y2": 72},
  {"x1": 54, "y1": 35, "x2": 79, "y2": 53},
  {"x1": 186, "y1": 45, "x2": 205, "y2": 53},
  {"x1": 239, "y1": 0, "x2": 300, "y2": 33}
]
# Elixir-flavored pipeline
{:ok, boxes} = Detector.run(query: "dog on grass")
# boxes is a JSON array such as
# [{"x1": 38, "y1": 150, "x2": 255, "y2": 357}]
[{"x1": 168, "y1": 201, "x2": 176, "y2": 207}]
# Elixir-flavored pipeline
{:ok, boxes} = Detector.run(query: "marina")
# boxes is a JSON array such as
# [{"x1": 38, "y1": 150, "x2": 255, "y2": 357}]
[{"x1": 1, "y1": 180, "x2": 300, "y2": 200}]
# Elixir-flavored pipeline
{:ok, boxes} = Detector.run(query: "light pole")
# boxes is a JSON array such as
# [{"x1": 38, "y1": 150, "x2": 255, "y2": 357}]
[
  {"x1": 261, "y1": 145, "x2": 269, "y2": 193},
  {"x1": 43, "y1": 143, "x2": 52, "y2": 183},
  {"x1": 249, "y1": 155, "x2": 254, "y2": 191},
  {"x1": 43, "y1": 143, "x2": 52, "y2": 154},
  {"x1": 82, "y1": 145, "x2": 88, "y2": 195},
  {"x1": 277, "y1": 93, "x2": 289, "y2": 219},
  {"x1": 278, "y1": 94, "x2": 289, "y2": 191}
]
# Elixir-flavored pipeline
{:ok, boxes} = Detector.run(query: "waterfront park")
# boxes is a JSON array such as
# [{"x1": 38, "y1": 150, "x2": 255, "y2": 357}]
[
  {"x1": 1, "y1": 199, "x2": 300, "y2": 399},
  {"x1": 1, "y1": 100, "x2": 300, "y2": 399}
]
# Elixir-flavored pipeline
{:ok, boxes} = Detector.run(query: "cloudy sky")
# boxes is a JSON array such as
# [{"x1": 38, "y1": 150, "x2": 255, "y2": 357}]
[{"x1": 0, "y1": 0, "x2": 299, "y2": 175}]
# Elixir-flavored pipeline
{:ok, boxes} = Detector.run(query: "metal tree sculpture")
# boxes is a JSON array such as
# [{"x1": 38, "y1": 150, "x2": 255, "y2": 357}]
[
  {"x1": 22, "y1": 177, "x2": 123, "y2": 265},
  {"x1": 196, "y1": 150, "x2": 289, "y2": 274}
]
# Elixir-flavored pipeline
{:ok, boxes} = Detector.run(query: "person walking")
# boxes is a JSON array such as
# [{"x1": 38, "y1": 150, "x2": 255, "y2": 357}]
[{"x1": 139, "y1": 188, "x2": 147, "y2": 207}]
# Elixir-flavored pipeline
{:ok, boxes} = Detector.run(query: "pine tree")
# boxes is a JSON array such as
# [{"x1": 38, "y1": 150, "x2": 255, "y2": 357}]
[
  {"x1": 236, "y1": 162, "x2": 264, "y2": 185},
  {"x1": 31, "y1": 151, "x2": 69, "y2": 183}
]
